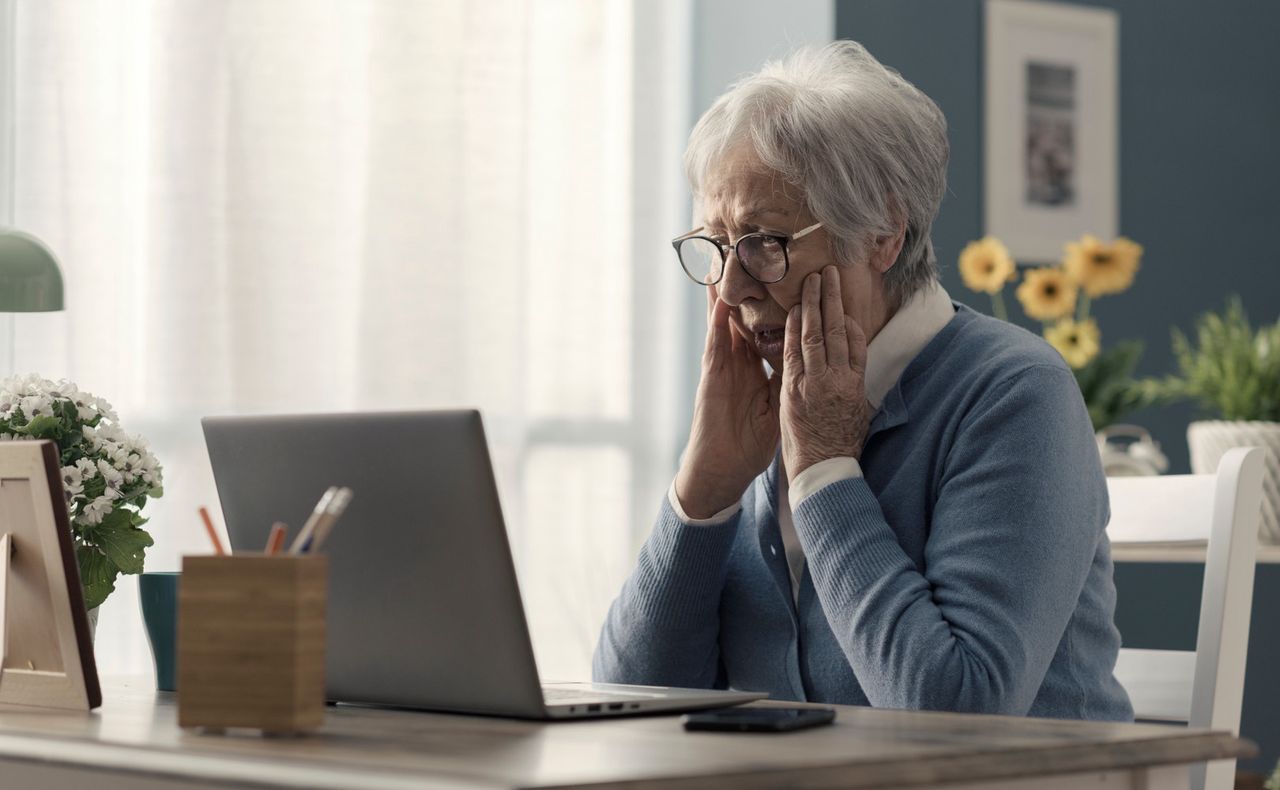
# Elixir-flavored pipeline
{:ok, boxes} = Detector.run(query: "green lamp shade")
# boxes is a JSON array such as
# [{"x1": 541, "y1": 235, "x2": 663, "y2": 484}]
[{"x1": 0, "y1": 231, "x2": 65, "y2": 312}]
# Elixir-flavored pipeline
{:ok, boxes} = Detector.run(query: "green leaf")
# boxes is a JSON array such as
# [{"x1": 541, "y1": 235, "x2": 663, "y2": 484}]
[
  {"x1": 81, "y1": 476, "x2": 107, "y2": 501},
  {"x1": 57, "y1": 398, "x2": 80, "y2": 426},
  {"x1": 1072, "y1": 341, "x2": 1159, "y2": 431},
  {"x1": 83, "y1": 508, "x2": 154, "y2": 575},
  {"x1": 1164, "y1": 297, "x2": 1280, "y2": 421},
  {"x1": 114, "y1": 482, "x2": 151, "y2": 502},
  {"x1": 13, "y1": 414, "x2": 65, "y2": 441},
  {"x1": 75, "y1": 545, "x2": 120, "y2": 611}
]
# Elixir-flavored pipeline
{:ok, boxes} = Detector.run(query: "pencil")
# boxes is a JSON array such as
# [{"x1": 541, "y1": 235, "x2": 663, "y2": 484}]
[
  {"x1": 265, "y1": 522, "x2": 288, "y2": 555},
  {"x1": 198, "y1": 506, "x2": 227, "y2": 556}
]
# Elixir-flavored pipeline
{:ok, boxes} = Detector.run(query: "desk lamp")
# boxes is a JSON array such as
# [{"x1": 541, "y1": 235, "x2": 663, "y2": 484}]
[
  {"x1": 0, "y1": 230, "x2": 63, "y2": 311},
  {"x1": 0, "y1": 230, "x2": 65, "y2": 373}
]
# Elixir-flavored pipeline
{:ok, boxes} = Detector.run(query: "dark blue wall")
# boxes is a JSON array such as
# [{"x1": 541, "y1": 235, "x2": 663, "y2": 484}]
[{"x1": 837, "y1": 0, "x2": 1280, "y2": 474}]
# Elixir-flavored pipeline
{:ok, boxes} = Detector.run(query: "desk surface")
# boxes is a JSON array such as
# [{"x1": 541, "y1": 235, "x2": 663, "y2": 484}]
[{"x1": 0, "y1": 678, "x2": 1254, "y2": 790}]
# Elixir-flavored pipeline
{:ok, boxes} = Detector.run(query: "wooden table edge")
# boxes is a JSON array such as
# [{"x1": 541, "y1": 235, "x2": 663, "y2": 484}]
[
  {"x1": 529, "y1": 730, "x2": 1256, "y2": 790},
  {"x1": 0, "y1": 685, "x2": 1257, "y2": 790}
]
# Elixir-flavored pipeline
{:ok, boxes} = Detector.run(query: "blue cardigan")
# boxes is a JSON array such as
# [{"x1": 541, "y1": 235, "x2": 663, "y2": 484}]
[{"x1": 594, "y1": 304, "x2": 1133, "y2": 721}]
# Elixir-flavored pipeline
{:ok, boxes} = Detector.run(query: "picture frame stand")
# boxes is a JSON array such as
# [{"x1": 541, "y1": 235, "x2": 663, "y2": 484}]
[{"x1": 0, "y1": 441, "x2": 101, "y2": 711}]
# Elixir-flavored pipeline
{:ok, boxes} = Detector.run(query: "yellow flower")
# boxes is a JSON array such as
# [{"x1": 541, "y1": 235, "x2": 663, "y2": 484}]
[
  {"x1": 958, "y1": 237, "x2": 1016, "y2": 294},
  {"x1": 1016, "y1": 267, "x2": 1078, "y2": 321},
  {"x1": 1045, "y1": 318, "x2": 1101, "y2": 369},
  {"x1": 1062, "y1": 235, "x2": 1143, "y2": 298}
]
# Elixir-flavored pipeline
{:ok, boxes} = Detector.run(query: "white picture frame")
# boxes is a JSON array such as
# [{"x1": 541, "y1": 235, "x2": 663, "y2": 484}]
[
  {"x1": 0, "y1": 440, "x2": 101, "y2": 711},
  {"x1": 984, "y1": 0, "x2": 1118, "y2": 264}
]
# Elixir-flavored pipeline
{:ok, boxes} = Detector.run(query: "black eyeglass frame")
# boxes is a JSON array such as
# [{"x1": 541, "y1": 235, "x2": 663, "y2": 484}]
[{"x1": 670, "y1": 222, "x2": 823, "y2": 286}]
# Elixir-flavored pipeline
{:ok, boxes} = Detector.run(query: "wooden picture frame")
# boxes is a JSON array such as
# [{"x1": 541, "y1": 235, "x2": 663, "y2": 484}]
[
  {"x1": 0, "y1": 440, "x2": 101, "y2": 710},
  {"x1": 985, "y1": 0, "x2": 1119, "y2": 263}
]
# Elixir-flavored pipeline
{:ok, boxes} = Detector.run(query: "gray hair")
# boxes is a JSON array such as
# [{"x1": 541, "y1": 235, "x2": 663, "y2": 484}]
[{"x1": 685, "y1": 41, "x2": 949, "y2": 306}]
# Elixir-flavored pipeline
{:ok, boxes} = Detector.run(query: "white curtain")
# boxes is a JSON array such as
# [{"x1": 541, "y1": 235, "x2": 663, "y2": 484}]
[{"x1": 8, "y1": 0, "x2": 688, "y2": 681}]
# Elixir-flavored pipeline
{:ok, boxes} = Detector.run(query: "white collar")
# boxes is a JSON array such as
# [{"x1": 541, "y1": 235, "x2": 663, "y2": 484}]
[{"x1": 863, "y1": 281, "x2": 955, "y2": 408}]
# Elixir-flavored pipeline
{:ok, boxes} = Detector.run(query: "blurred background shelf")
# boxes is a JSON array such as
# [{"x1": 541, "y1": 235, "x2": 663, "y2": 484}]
[{"x1": 1112, "y1": 542, "x2": 1280, "y2": 565}]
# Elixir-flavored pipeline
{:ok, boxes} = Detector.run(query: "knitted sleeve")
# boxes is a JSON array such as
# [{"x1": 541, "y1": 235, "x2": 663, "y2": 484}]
[
  {"x1": 793, "y1": 364, "x2": 1108, "y2": 715},
  {"x1": 591, "y1": 495, "x2": 741, "y2": 688}
]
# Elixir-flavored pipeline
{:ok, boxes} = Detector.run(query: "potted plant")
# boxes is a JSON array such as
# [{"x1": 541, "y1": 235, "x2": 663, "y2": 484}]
[
  {"x1": 0, "y1": 375, "x2": 164, "y2": 622},
  {"x1": 1150, "y1": 298, "x2": 1280, "y2": 542}
]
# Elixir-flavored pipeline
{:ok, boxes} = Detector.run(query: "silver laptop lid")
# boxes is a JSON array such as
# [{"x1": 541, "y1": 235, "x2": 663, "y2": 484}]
[{"x1": 202, "y1": 410, "x2": 547, "y2": 718}]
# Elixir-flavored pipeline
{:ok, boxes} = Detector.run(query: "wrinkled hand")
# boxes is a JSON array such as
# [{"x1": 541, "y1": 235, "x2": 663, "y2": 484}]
[
  {"x1": 781, "y1": 266, "x2": 873, "y2": 481},
  {"x1": 675, "y1": 286, "x2": 783, "y2": 519}
]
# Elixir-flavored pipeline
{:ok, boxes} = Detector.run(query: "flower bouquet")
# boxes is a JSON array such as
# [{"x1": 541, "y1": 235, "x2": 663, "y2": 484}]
[
  {"x1": 959, "y1": 234, "x2": 1160, "y2": 431},
  {"x1": 0, "y1": 375, "x2": 163, "y2": 611}
]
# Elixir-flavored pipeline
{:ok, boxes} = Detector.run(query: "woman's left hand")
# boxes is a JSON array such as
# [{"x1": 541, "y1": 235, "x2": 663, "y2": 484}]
[{"x1": 780, "y1": 265, "x2": 874, "y2": 481}]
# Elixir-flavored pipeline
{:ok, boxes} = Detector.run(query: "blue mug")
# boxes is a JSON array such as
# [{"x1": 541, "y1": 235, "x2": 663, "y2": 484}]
[{"x1": 139, "y1": 572, "x2": 180, "y2": 692}]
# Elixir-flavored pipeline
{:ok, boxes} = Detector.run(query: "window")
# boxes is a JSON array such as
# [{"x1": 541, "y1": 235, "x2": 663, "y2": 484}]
[{"x1": 6, "y1": 1, "x2": 687, "y2": 682}]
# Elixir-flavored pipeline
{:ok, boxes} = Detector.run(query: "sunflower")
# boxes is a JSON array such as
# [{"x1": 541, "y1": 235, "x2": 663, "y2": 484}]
[
  {"x1": 1016, "y1": 267, "x2": 1078, "y2": 321},
  {"x1": 1062, "y1": 235, "x2": 1143, "y2": 298},
  {"x1": 958, "y1": 237, "x2": 1016, "y2": 294},
  {"x1": 1045, "y1": 318, "x2": 1101, "y2": 369}
]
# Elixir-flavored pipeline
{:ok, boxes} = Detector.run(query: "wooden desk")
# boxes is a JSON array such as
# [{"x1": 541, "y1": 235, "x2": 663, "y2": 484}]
[{"x1": 0, "y1": 678, "x2": 1254, "y2": 790}]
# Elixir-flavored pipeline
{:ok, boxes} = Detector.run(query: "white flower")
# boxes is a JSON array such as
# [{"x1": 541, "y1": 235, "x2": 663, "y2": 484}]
[
  {"x1": 75, "y1": 458, "x2": 98, "y2": 479},
  {"x1": 82, "y1": 425, "x2": 103, "y2": 451},
  {"x1": 91, "y1": 395, "x2": 118, "y2": 422},
  {"x1": 96, "y1": 422, "x2": 128, "y2": 447},
  {"x1": 0, "y1": 374, "x2": 69, "y2": 406},
  {"x1": 119, "y1": 453, "x2": 145, "y2": 484},
  {"x1": 60, "y1": 465, "x2": 84, "y2": 496},
  {"x1": 76, "y1": 495, "x2": 114, "y2": 527},
  {"x1": 138, "y1": 453, "x2": 160, "y2": 484},
  {"x1": 108, "y1": 445, "x2": 130, "y2": 468},
  {"x1": 96, "y1": 459, "x2": 124, "y2": 490},
  {"x1": 18, "y1": 394, "x2": 54, "y2": 419}
]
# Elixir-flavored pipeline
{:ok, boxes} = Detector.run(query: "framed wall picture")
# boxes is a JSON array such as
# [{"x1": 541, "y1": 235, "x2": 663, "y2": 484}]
[
  {"x1": 984, "y1": 0, "x2": 1118, "y2": 263},
  {"x1": 0, "y1": 440, "x2": 101, "y2": 711}
]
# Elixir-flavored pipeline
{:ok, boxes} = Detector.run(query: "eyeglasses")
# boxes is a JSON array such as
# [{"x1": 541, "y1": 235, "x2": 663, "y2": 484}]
[{"x1": 671, "y1": 222, "x2": 822, "y2": 286}]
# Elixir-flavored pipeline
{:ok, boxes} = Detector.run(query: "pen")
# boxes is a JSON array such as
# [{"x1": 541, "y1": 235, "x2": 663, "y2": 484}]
[
  {"x1": 199, "y1": 506, "x2": 228, "y2": 556},
  {"x1": 288, "y1": 487, "x2": 338, "y2": 555},
  {"x1": 309, "y1": 487, "x2": 353, "y2": 553}
]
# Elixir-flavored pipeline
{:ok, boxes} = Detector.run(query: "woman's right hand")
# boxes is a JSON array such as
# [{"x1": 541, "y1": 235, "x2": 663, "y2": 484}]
[{"x1": 674, "y1": 286, "x2": 782, "y2": 519}]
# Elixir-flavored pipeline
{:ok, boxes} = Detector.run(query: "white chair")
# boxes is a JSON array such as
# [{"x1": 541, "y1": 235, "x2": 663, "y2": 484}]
[{"x1": 1107, "y1": 446, "x2": 1265, "y2": 790}]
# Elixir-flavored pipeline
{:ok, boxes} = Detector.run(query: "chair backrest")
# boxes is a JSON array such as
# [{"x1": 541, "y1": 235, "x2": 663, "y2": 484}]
[{"x1": 1107, "y1": 446, "x2": 1264, "y2": 790}]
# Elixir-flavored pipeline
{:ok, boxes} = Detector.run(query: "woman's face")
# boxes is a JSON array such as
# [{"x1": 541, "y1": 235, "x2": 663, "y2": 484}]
[{"x1": 699, "y1": 144, "x2": 894, "y2": 370}]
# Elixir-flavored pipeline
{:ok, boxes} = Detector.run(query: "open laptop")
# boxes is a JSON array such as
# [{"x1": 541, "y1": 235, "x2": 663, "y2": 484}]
[{"x1": 202, "y1": 410, "x2": 765, "y2": 719}]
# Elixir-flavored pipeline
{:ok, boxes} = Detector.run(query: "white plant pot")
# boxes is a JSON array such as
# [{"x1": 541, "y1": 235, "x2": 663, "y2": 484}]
[{"x1": 1187, "y1": 420, "x2": 1280, "y2": 544}]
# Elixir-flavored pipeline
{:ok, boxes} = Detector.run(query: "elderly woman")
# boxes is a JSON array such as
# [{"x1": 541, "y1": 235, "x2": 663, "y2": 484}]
[{"x1": 593, "y1": 42, "x2": 1132, "y2": 721}]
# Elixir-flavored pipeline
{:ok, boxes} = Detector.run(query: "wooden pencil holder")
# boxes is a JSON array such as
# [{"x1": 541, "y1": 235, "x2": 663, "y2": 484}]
[{"x1": 177, "y1": 554, "x2": 327, "y2": 734}]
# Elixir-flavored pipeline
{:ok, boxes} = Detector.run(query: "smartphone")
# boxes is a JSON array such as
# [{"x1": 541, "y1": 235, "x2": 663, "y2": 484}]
[{"x1": 682, "y1": 706, "x2": 836, "y2": 733}]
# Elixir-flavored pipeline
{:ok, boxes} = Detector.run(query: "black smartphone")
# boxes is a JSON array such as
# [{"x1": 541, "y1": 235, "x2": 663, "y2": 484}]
[{"x1": 682, "y1": 706, "x2": 836, "y2": 732}]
